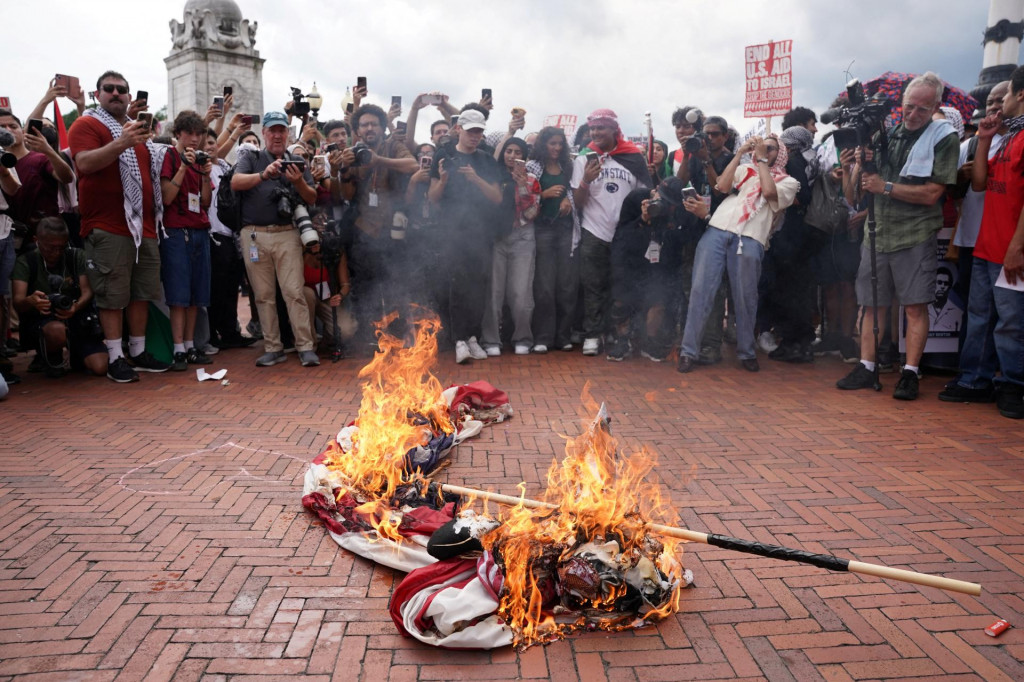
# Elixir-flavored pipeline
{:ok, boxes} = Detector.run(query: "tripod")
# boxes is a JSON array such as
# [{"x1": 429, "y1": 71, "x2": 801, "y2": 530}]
[{"x1": 860, "y1": 125, "x2": 889, "y2": 392}]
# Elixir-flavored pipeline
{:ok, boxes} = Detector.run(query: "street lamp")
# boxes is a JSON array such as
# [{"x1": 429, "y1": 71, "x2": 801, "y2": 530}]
[{"x1": 307, "y1": 83, "x2": 323, "y2": 119}]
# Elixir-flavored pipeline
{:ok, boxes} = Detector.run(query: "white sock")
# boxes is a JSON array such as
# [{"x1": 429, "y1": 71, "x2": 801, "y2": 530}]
[
  {"x1": 861, "y1": 360, "x2": 876, "y2": 371},
  {"x1": 105, "y1": 339, "x2": 124, "y2": 362},
  {"x1": 128, "y1": 336, "x2": 146, "y2": 357},
  {"x1": 174, "y1": 343, "x2": 186, "y2": 354},
  {"x1": 184, "y1": 340, "x2": 195, "y2": 351},
  {"x1": 904, "y1": 364, "x2": 919, "y2": 375}
]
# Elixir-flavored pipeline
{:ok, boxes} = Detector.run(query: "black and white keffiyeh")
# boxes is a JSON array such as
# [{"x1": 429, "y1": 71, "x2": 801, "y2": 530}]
[{"x1": 84, "y1": 107, "x2": 164, "y2": 248}]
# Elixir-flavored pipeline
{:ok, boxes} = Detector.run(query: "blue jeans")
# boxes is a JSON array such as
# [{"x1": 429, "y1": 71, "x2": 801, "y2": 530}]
[
  {"x1": 957, "y1": 257, "x2": 1024, "y2": 389},
  {"x1": 680, "y1": 227, "x2": 764, "y2": 361}
]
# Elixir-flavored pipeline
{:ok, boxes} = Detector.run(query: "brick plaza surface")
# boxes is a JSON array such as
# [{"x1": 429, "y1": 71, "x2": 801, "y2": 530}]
[{"x1": 0, "y1": 344, "x2": 1022, "y2": 681}]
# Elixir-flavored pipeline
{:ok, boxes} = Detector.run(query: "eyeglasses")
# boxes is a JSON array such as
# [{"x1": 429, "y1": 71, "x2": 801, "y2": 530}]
[{"x1": 100, "y1": 84, "x2": 129, "y2": 95}]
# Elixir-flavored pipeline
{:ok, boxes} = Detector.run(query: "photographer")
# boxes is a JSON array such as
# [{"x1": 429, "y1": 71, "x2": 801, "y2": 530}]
[
  {"x1": 332, "y1": 104, "x2": 417, "y2": 344},
  {"x1": 607, "y1": 177, "x2": 695, "y2": 362},
  {"x1": 836, "y1": 72, "x2": 959, "y2": 400},
  {"x1": 230, "y1": 111, "x2": 319, "y2": 368},
  {"x1": 11, "y1": 217, "x2": 106, "y2": 378},
  {"x1": 677, "y1": 134, "x2": 799, "y2": 374},
  {"x1": 159, "y1": 110, "x2": 215, "y2": 371}
]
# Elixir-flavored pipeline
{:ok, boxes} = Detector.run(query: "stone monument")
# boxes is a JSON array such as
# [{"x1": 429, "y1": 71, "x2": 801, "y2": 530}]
[
  {"x1": 970, "y1": 0, "x2": 1024, "y2": 111},
  {"x1": 164, "y1": 0, "x2": 265, "y2": 123}
]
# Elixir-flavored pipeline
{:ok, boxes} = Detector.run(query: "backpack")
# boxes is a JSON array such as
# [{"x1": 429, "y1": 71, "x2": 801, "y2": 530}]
[
  {"x1": 804, "y1": 172, "x2": 848, "y2": 234},
  {"x1": 215, "y1": 165, "x2": 243, "y2": 234}
]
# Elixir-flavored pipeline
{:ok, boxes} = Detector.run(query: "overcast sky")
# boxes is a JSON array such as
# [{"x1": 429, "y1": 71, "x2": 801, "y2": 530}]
[{"x1": 4, "y1": 1, "x2": 1018, "y2": 144}]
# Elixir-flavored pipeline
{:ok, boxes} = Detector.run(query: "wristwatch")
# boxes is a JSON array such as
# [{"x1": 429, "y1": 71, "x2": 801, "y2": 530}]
[
  {"x1": 756, "y1": 157, "x2": 769, "y2": 165},
  {"x1": 883, "y1": 181, "x2": 893, "y2": 196}
]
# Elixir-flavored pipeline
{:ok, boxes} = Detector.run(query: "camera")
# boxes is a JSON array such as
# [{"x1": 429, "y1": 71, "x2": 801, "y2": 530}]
[
  {"x1": 271, "y1": 186, "x2": 319, "y2": 249},
  {"x1": 319, "y1": 219, "x2": 346, "y2": 270},
  {"x1": 0, "y1": 129, "x2": 16, "y2": 168},
  {"x1": 350, "y1": 142, "x2": 374, "y2": 166},
  {"x1": 46, "y1": 274, "x2": 73, "y2": 312},
  {"x1": 325, "y1": 143, "x2": 340, "y2": 153},
  {"x1": 192, "y1": 151, "x2": 210, "y2": 166},
  {"x1": 646, "y1": 198, "x2": 671, "y2": 219},
  {"x1": 290, "y1": 87, "x2": 311, "y2": 117},
  {"x1": 821, "y1": 79, "x2": 895, "y2": 152},
  {"x1": 684, "y1": 132, "x2": 707, "y2": 154}
]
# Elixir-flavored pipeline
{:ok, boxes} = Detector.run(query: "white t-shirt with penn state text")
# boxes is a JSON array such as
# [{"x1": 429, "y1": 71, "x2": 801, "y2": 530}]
[{"x1": 571, "y1": 153, "x2": 641, "y2": 243}]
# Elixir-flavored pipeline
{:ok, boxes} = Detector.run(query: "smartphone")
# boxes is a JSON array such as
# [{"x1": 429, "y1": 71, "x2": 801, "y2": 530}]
[
  {"x1": 136, "y1": 90, "x2": 149, "y2": 102},
  {"x1": 311, "y1": 155, "x2": 327, "y2": 174},
  {"x1": 213, "y1": 96, "x2": 224, "y2": 112},
  {"x1": 482, "y1": 88, "x2": 492, "y2": 100},
  {"x1": 346, "y1": 102, "x2": 354, "y2": 114},
  {"x1": 27, "y1": 119, "x2": 44, "y2": 136},
  {"x1": 136, "y1": 112, "x2": 154, "y2": 132},
  {"x1": 244, "y1": 114, "x2": 261, "y2": 125},
  {"x1": 585, "y1": 151, "x2": 599, "y2": 164},
  {"x1": 325, "y1": 142, "x2": 340, "y2": 153},
  {"x1": 513, "y1": 158, "x2": 526, "y2": 168},
  {"x1": 357, "y1": 76, "x2": 367, "y2": 89},
  {"x1": 280, "y1": 159, "x2": 306, "y2": 168},
  {"x1": 391, "y1": 95, "x2": 401, "y2": 108},
  {"x1": 223, "y1": 86, "x2": 233, "y2": 96},
  {"x1": 681, "y1": 187, "x2": 700, "y2": 202},
  {"x1": 54, "y1": 74, "x2": 79, "y2": 94},
  {"x1": 423, "y1": 94, "x2": 443, "y2": 106},
  {"x1": 420, "y1": 155, "x2": 433, "y2": 170},
  {"x1": 450, "y1": 114, "x2": 459, "y2": 127},
  {"x1": 395, "y1": 121, "x2": 407, "y2": 134}
]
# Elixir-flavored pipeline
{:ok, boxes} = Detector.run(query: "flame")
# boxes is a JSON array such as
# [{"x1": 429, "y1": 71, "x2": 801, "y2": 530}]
[
  {"x1": 320, "y1": 312, "x2": 454, "y2": 541},
  {"x1": 482, "y1": 384, "x2": 686, "y2": 649}
]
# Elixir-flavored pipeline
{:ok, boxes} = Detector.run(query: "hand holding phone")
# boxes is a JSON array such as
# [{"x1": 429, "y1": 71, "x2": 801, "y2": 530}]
[
  {"x1": 223, "y1": 86, "x2": 233, "y2": 96},
  {"x1": 27, "y1": 119, "x2": 44, "y2": 136},
  {"x1": 136, "y1": 90, "x2": 149, "y2": 102},
  {"x1": 136, "y1": 112, "x2": 154, "y2": 132}
]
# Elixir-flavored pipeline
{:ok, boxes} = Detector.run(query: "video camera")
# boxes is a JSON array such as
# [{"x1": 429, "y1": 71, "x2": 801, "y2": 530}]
[
  {"x1": 0, "y1": 129, "x2": 16, "y2": 168},
  {"x1": 270, "y1": 185, "x2": 318, "y2": 250},
  {"x1": 820, "y1": 79, "x2": 894, "y2": 151},
  {"x1": 290, "y1": 87, "x2": 311, "y2": 118}
]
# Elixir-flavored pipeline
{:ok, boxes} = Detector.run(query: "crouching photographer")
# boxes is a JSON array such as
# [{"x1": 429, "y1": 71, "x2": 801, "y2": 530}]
[
  {"x1": 230, "y1": 111, "x2": 320, "y2": 368},
  {"x1": 11, "y1": 217, "x2": 107, "y2": 378},
  {"x1": 606, "y1": 177, "x2": 698, "y2": 362}
]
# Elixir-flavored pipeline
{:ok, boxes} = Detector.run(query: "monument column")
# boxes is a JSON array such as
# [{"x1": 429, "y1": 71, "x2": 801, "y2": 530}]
[
  {"x1": 165, "y1": 0, "x2": 265, "y2": 123},
  {"x1": 970, "y1": 0, "x2": 1024, "y2": 110}
]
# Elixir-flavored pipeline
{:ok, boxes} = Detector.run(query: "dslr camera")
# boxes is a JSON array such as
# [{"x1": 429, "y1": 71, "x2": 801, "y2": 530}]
[
  {"x1": 192, "y1": 151, "x2": 210, "y2": 166},
  {"x1": 821, "y1": 79, "x2": 895, "y2": 152},
  {"x1": 349, "y1": 142, "x2": 374, "y2": 167},
  {"x1": 271, "y1": 185, "x2": 319, "y2": 249},
  {"x1": 0, "y1": 129, "x2": 16, "y2": 168},
  {"x1": 46, "y1": 274, "x2": 74, "y2": 312},
  {"x1": 683, "y1": 132, "x2": 707, "y2": 154}
]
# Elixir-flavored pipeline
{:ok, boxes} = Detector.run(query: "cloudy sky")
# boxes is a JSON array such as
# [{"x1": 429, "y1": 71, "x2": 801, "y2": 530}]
[{"x1": 4, "y1": 1, "x2": 1017, "y2": 144}]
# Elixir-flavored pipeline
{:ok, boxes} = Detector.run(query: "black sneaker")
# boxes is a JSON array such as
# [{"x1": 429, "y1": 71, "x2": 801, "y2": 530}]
[
  {"x1": 171, "y1": 352, "x2": 188, "y2": 372},
  {"x1": 995, "y1": 383, "x2": 1024, "y2": 419},
  {"x1": 893, "y1": 369, "x2": 920, "y2": 401},
  {"x1": 938, "y1": 384, "x2": 995, "y2": 403},
  {"x1": 696, "y1": 346, "x2": 722, "y2": 365},
  {"x1": 186, "y1": 348, "x2": 213, "y2": 365},
  {"x1": 606, "y1": 337, "x2": 631, "y2": 362},
  {"x1": 839, "y1": 337, "x2": 860, "y2": 363},
  {"x1": 837, "y1": 364, "x2": 878, "y2": 390},
  {"x1": 107, "y1": 357, "x2": 140, "y2": 383},
  {"x1": 129, "y1": 350, "x2": 172, "y2": 373}
]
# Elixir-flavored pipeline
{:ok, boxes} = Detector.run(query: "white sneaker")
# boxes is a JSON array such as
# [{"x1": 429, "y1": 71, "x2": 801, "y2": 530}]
[
  {"x1": 514, "y1": 344, "x2": 531, "y2": 355},
  {"x1": 532, "y1": 344, "x2": 548, "y2": 354},
  {"x1": 757, "y1": 331, "x2": 779, "y2": 354},
  {"x1": 485, "y1": 345, "x2": 502, "y2": 357},
  {"x1": 467, "y1": 336, "x2": 488, "y2": 360},
  {"x1": 582, "y1": 338, "x2": 600, "y2": 356},
  {"x1": 455, "y1": 340, "x2": 471, "y2": 364}
]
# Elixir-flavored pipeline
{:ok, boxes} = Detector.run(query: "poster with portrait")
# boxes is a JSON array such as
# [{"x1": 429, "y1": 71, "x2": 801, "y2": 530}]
[{"x1": 899, "y1": 227, "x2": 964, "y2": 355}]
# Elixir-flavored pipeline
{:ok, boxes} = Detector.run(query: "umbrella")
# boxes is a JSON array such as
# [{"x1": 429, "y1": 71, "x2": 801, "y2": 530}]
[{"x1": 841, "y1": 71, "x2": 978, "y2": 129}]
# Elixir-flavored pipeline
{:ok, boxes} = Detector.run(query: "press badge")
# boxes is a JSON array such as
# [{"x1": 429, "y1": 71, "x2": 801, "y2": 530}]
[
  {"x1": 368, "y1": 192, "x2": 379, "y2": 208},
  {"x1": 188, "y1": 192, "x2": 201, "y2": 213},
  {"x1": 645, "y1": 240, "x2": 661, "y2": 264},
  {"x1": 249, "y1": 234, "x2": 259, "y2": 263}
]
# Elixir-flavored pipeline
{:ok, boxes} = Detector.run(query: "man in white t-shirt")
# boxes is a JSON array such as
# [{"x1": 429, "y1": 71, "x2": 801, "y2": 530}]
[
  {"x1": 570, "y1": 109, "x2": 652, "y2": 355},
  {"x1": 677, "y1": 134, "x2": 800, "y2": 373}
]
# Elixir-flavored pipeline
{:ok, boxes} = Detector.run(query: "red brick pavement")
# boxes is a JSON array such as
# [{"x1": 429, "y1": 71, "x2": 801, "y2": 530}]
[{"x1": 1, "y1": 343, "x2": 1023, "y2": 681}]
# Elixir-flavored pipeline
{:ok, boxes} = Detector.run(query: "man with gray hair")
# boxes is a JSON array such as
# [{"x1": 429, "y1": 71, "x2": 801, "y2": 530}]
[{"x1": 836, "y1": 72, "x2": 959, "y2": 400}]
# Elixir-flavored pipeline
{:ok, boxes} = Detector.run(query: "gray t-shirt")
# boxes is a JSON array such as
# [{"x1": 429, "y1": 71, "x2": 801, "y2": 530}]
[{"x1": 235, "y1": 149, "x2": 314, "y2": 226}]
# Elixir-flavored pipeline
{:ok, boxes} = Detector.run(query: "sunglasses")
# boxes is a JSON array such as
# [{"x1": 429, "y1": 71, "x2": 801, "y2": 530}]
[{"x1": 100, "y1": 84, "x2": 129, "y2": 95}]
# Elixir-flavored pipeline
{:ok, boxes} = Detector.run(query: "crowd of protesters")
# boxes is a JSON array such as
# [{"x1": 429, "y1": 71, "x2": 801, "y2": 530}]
[{"x1": 1, "y1": 66, "x2": 1022, "y2": 419}]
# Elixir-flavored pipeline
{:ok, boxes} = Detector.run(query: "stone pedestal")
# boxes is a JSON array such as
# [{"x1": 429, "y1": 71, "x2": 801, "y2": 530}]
[
  {"x1": 164, "y1": 0, "x2": 264, "y2": 124},
  {"x1": 165, "y1": 48, "x2": 264, "y2": 123}
]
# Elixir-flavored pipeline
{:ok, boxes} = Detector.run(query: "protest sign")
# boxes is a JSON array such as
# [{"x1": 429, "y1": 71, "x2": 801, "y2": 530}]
[{"x1": 744, "y1": 40, "x2": 793, "y2": 118}]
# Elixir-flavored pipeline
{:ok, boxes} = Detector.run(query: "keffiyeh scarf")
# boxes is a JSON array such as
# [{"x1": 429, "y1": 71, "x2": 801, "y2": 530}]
[
  {"x1": 737, "y1": 134, "x2": 789, "y2": 226},
  {"x1": 84, "y1": 107, "x2": 164, "y2": 249}
]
